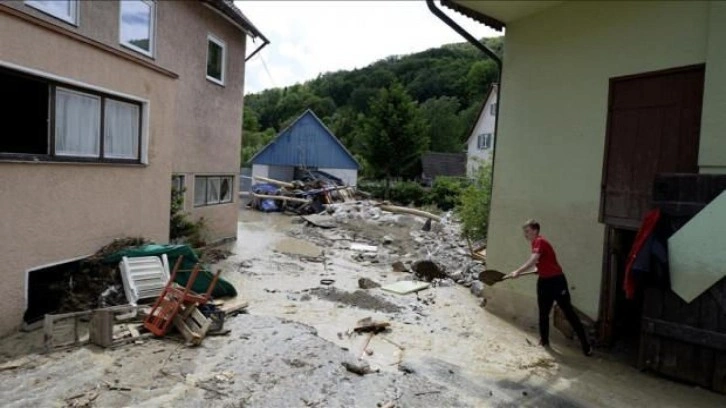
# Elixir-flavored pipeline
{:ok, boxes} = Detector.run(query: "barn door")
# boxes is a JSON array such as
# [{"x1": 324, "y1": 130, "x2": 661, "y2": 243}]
[{"x1": 600, "y1": 65, "x2": 704, "y2": 228}]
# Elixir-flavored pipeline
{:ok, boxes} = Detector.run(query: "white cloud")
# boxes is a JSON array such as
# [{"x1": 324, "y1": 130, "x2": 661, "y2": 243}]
[{"x1": 236, "y1": 1, "x2": 500, "y2": 93}]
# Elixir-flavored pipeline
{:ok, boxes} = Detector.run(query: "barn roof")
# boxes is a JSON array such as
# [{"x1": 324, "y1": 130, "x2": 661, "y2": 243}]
[
  {"x1": 421, "y1": 152, "x2": 467, "y2": 178},
  {"x1": 250, "y1": 110, "x2": 360, "y2": 170}
]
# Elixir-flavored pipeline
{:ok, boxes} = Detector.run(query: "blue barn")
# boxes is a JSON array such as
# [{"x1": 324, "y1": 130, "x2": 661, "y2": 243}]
[{"x1": 250, "y1": 110, "x2": 360, "y2": 186}]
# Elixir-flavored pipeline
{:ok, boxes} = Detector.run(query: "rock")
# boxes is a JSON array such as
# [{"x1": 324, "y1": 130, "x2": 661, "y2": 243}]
[
  {"x1": 470, "y1": 281, "x2": 485, "y2": 298},
  {"x1": 358, "y1": 278, "x2": 381, "y2": 289},
  {"x1": 398, "y1": 363, "x2": 416, "y2": 374},
  {"x1": 391, "y1": 261, "x2": 408, "y2": 272},
  {"x1": 300, "y1": 294, "x2": 312, "y2": 301},
  {"x1": 436, "y1": 279, "x2": 454, "y2": 288},
  {"x1": 382, "y1": 235, "x2": 393, "y2": 245},
  {"x1": 422, "y1": 219, "x2": 432, "y2": 232},
  {"x1": 342, "y1": 360, "x2": 374, "y2": 375},
  {"x1": 412, "y1": 260, "x2": 447, "y2": 282}
]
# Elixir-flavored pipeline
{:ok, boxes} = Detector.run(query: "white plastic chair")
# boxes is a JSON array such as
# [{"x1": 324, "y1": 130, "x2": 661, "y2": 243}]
[{"x1": 119, "y1": 254, "x2": 171, "y2": 306}]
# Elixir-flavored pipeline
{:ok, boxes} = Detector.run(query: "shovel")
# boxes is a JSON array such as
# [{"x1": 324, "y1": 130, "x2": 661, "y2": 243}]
[{"x1": 478, "y1": 270, "x2": 537, "y2": 286}]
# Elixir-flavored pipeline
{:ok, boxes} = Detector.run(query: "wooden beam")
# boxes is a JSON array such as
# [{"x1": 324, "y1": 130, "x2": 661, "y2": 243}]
[
  {"x1": 643, "y1": 317, "x2": 726, "y2": 351},
  {"x1": 252, "y1": 176, "x2": 294, "y2": 189},
  {"x1": 378, "y1": 205, "x2": 441, "y2": 222}
]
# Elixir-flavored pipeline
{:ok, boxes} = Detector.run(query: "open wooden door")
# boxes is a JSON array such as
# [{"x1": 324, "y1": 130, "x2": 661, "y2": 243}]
[{"x1": 598, "y1": 65, "x2": 705, "y2": 348}]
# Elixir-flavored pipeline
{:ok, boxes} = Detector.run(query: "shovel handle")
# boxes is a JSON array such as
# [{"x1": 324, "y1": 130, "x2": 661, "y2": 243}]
[{"x1": 502, "y1": 271, "x2": 537, "y2": 281}]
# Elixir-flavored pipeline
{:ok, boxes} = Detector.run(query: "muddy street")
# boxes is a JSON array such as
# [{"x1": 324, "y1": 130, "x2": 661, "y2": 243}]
[{"x1": 1, "y1": 207, "x2": 724, "y2": 407}]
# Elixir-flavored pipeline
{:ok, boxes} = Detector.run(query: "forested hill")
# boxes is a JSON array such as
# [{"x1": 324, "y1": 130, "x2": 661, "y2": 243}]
[{"x1": 241, "y1": 37, "x2": 502, "y2": 172}]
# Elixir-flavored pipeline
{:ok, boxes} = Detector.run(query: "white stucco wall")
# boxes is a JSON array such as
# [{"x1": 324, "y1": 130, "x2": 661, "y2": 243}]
[
  {"x1": 466, "y1": 87, "x2": 498, "y2": 177},
  {"x1": 485, "y1": 1, "x2": 716, "y2": 322},
  {"x1": 251, "y1": 164, "x2": 269, "y2": 181},
  {"x1": 319, "y1": 168, "x2": 358, "y2": 187}
]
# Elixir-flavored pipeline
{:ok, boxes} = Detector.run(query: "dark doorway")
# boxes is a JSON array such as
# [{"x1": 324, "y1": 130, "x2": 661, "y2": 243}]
[{"x1": 598, "y1": 65, "x2": 705, "y2": 354}]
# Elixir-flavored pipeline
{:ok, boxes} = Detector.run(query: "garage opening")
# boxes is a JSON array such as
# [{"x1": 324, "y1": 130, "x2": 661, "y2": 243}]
[{"x1": 24, "y1": 259, "x2": 82, "y2": 326}]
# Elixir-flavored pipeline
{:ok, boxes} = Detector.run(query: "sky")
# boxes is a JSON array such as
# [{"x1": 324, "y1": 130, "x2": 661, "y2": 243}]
[{"x1": 236, "y1": 1, "x2": 500, "y2": 94}]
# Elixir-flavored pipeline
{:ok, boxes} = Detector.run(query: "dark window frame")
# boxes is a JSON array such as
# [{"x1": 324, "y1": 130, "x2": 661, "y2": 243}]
[
  {"x1": 0, "y1": 66, "x2": 144, "y2": 164},
  {"x1": 194, "y1": 175, "x2": 234, "y2": 207}
]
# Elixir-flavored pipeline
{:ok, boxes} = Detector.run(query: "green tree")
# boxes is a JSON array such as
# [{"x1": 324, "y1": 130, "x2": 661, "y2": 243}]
[
  {"x1": 362, "y1": 82, "x2": 428, "y2": 184},
  {"x1": 459, "y1": 162, "x2": 493, "y2": 241},
  {"x1": 419, "y1": 96, "x2": 464, "y2": 153}
]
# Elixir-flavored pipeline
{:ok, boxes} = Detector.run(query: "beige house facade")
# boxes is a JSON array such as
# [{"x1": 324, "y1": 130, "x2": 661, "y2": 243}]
[
  {"x1": 442, "y1": 1, "x2": 726, "y2": 327},
  {"x1": 0, "y1": 0, "x2": 265, "y2": 335}
]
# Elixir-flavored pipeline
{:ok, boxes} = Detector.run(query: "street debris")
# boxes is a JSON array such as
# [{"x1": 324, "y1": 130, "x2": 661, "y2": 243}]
[
  {"x1": 248, "y1": 173, "x2": 356, "y2": 214},
  {"x1": 351, "y1": 243, "x2": 378, "y2": 252},
  {"x1": 358, "y1": 277, "x2": 381, "y2": 289},
  {"x1": 353, "y1": 317, "x2": 390, "y2": 334},
  {"x1": 310, "y1": 288, "x2": 401, "y2": 313},
  {"x1": 381, "y1": 281, "x2": 430, "y2": 295},
  {"x1": 392, "y1": 261, "x2": 409, "y2": 272},
  {"x1": 342, "y1": 359, "x2": 377, "y2": 375}
]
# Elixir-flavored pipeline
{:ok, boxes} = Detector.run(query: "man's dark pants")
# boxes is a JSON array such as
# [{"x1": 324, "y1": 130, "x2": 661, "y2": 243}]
[{"x1": 537, "y1": 274, "x2": 590, "y2": 351}]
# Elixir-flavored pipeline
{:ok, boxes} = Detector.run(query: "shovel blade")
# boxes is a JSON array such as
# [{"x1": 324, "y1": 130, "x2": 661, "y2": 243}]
[{"x1": 478, "y1": 269, "x2": 506, "y2": 286}]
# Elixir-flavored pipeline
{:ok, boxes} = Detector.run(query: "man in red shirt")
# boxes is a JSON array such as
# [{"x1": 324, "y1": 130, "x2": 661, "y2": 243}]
[{"x1": 509, "y1": 219, "x2": 593, "y2": 356}]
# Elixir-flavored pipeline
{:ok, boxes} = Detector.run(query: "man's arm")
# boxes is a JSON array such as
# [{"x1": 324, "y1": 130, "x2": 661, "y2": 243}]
[{"x1": 510, "y1": 253, "x2": 540, "y2": 278}]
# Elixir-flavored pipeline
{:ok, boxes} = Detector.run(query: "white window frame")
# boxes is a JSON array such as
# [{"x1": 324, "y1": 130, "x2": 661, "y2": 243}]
[
  {"x1": 483, "y1": 133, "x2": 493, "y2": 150},
  {"x1": 119, "y1": 0, "x2": 156, "y2": 58},
  {"x1": 194, "y1": 175, "x2": 234, "y2": 207},
  {"x1": 206, "y1": 34, "x2": 227, "y2": 86},
  {"x1": 26, "y1": 0, "x2": 78, "y2": 25}
]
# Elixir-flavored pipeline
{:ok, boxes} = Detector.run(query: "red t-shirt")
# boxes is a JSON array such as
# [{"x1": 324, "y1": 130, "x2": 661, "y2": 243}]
[{"x1": 531, "y1": 236, "x2": 563, "y2": 278}]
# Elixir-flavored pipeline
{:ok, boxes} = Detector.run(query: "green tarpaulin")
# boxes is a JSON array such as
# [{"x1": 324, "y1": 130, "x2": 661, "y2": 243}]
[{"x1": 103, "y1": 244, "x2": 237, "y2": 298}]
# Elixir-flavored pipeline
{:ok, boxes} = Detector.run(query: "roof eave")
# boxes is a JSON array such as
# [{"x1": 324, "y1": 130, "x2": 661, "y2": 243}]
[
  {"x1": 440, "y1": 0, "x2": 505, "y2": 31},
  {"x1": 200, "y1": 0, "x2": 268, "y2": 42}
]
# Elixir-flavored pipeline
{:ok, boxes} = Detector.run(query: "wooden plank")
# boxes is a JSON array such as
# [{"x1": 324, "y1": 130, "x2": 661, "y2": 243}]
[
  {"x1": 642, "y1": 317, "x2": 726, "y2": 351},
  {"x1": 89, "y1": 310, "x2": 114, "y2": 348}
]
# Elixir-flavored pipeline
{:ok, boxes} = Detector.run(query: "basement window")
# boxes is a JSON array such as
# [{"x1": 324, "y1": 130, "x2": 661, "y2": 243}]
[
  {"x1": 206, "y1": 34, "x2": 226, "y2": 85},
  {"x1": 0, "y1": 67, "x2": 144, "y2": 163},
  {"x1": 195, "y1": 175, "x2": 233, "y2": 207}
]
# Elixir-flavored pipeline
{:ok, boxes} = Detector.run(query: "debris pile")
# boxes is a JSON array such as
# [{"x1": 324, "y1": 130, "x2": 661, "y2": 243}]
[
  {"x1": 305, "y1": 201, "x2": 487, "y2": 289},
  {"x1": 248, "y1": 173, "x2": 356, "y2": 214}
]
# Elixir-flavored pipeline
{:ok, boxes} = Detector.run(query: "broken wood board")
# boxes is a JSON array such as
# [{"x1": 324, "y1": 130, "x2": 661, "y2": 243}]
[
  {"x1": 351, "y1": 243, "x2": 378, "y2": 252},
  {"x1": 46, "y1": 305, "x2": 140, "y2": 352},
  {"x1": 173, "y1": 305, "x2": 211, "y2": 346},
  {"x1": 252, "y1": 175, "x2": 294, "y2": 189},
  {"x1": 217, "y1": 299, "x2": 249, "y2": 316},
  {"x1": 380, "y1": 281, "x2": 430, "y2": 295},
  {"x1": 44, "y1": 310, "x2": 92, "y2": 352}
]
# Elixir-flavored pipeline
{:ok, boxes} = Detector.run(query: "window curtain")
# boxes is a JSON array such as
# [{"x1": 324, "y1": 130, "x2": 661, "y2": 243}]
[
  {"x1": 55, "y1": 88, "x2": 100, "y2": 157},
  {"x1": 105, "y1": 99, "x2": 139, "y2": 159},
  {"x1": 194, "y1": 177, "x2": 207, "y2": 206},
  {"x1": 207, "y1": 177, "x2": 221, "y2": 204}
]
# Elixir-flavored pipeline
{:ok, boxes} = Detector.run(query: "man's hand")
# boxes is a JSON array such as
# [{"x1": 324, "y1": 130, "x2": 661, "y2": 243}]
[{"x1": 508, "y1": 270, "x2": 521, "y2": 279}]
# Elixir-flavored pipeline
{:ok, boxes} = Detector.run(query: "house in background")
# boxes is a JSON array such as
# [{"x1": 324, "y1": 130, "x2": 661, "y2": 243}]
[
  {"x1": 250, "y1": 110, "x2": 360, "y2": 186},
  {"x1": 465, "y1": 84, "x2": 498, "y2": 176},
  {"x1": 0, "y1": 0, "x2": 265, "y2": 334},
  {"x1": 421, "y1": 152, "x2": 467, "y2": 186},
  {"x1": 441, "y1": 0, "x2": 726, "y2": 392}
]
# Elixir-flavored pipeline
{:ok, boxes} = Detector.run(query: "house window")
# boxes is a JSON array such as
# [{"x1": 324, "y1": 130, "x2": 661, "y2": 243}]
[
  {"x1": 0, "y1": 67, "x2": 143, "y2": 163},
  {"x1": 26, "y1": 0, "x2": 78, "y2": 25},
  {"x1": 490, "y1": 103, "x2": 497, "y2": 116},
  {"x1": 206, "y1": 34, "x2": 226, "y2": 85},
  {"x1": 172, "y1": 175, "x2": 185, "y2": 192},
  {"x1": 483, "y1": 133, "x2": 493, "y2": 149},
  {"x1": 195, "y1": 175, "x2": 233, "y2": 207},
  {"x1": 120, "y1": 0, "x2": 155, "y2": 57}
]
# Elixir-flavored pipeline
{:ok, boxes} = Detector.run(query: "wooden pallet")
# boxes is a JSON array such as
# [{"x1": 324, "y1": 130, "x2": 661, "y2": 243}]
[{"x1": 173, "y1": 305, "x2": 211, "y2": 346}]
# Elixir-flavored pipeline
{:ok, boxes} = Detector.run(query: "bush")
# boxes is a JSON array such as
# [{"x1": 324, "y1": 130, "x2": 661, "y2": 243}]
[
  {"x1": 389, "y1": 181, "x2": 427, "y2": 206},
  {"x1": 169, "y1": 186, "x2": 208, "y2": 248},
  {"x1": 429, "y1": 177, "x2": 468, "y2": 211},
  {"x1": 458, "y1": 163, "x2": 492, "y2": 241}
]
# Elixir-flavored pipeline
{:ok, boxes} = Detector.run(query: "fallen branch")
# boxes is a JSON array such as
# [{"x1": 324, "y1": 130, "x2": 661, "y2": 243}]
[{"x1": 378, "y1": 205, "x2": 441, "y2": 222}]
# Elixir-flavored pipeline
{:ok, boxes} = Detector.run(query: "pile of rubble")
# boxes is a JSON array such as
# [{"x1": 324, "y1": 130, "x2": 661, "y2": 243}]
[
  {"x1": 247, "y1": 173, "x2": 356, "y2": 215},
  {"x1": 296, "y1": 201, "x2": 487, "y2": 295}
]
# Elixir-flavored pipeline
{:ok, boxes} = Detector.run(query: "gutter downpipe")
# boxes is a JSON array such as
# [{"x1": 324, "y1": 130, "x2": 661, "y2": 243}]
[
  {"x1": 246, "y1": 34, "x2": 270, "y2": 62},
  {"x1": 426, "y1": 0, "x2": 503, "y2": 233}
]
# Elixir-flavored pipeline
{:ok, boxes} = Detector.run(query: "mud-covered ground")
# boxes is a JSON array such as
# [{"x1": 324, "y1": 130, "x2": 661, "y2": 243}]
[{"x1": 0, "y1": 208, "x2": 724, "y2": 407}]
